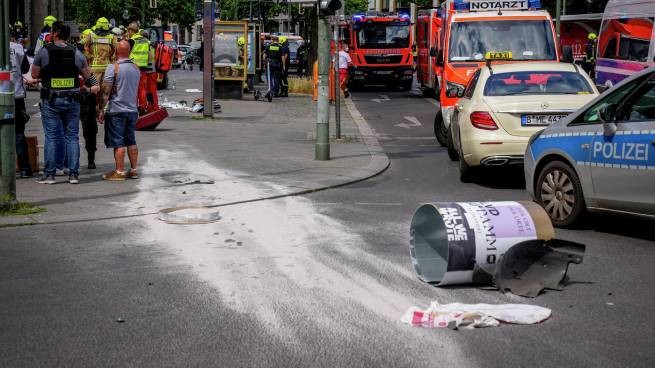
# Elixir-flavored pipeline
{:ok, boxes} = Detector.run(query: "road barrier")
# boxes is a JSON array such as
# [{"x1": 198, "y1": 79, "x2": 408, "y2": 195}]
[{"x1": 410, "y1": 201, "x2": 554, "y2": 285}]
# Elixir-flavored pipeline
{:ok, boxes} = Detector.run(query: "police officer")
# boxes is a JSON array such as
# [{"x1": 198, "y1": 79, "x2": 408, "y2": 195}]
[
  {"x1": 279, "y1": 36, "x2": 290, "y2": 97},
  {"x1": 127, "y1": 23, "x2": 151, "y2": 113},
  {"x1": 583, "y1": 33, "x2": 597, "y2": 79},
  {"x1": 10, "y1": 26, "x2": 33, "y2": 178},
  {"x1": 35, "y1": 15, "x2": 57, "y2": 54},
  {"x1": 265, "y1": 36, "x2": 282, "y2": 97},
  {"x1": 82, "y1": 17, "x2": 117, "y2": 169},
  {"x1": 13, "y1": 21, "x2": 27, "y2": 41},
  {"x1": 32, "y1": 21, "x2": 99, "y2": 184}
]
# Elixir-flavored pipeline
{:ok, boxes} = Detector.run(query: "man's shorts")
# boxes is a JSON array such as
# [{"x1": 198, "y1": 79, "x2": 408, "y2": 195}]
[{"x1": 105, "y1": 111, "x2": 138, "y2": 148}]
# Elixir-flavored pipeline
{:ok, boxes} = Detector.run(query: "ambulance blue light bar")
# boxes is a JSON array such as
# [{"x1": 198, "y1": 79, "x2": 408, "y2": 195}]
[{"x1": 453, "y1": 0, "x2": 541, "y2": 11}]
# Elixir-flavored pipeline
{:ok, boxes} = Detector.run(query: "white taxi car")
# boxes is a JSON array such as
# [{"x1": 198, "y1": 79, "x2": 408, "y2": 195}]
[{"x1": 447, "y1": 61, "x2": 599, "y2": 182}]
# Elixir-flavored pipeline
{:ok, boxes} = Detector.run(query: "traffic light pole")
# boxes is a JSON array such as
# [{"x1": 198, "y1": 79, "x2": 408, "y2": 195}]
[
  {"x1": 0, "y1": 0, "x2": 16, "y2": 207},
  {"x1": 315, "y1": 15, "x2": 330, "y2": 160}
]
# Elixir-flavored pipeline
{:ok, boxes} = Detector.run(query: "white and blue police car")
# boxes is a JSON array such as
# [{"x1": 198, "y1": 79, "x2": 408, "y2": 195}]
[{"x1": 525, "y1": 67, "x2": 655, "y2": 226}]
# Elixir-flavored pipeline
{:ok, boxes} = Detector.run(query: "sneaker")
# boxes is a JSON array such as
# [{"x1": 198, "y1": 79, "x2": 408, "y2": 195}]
[
  {"x1": 37, "y1": 175, "x2": 56, "y2": 184},
  {"x1": 344, "y1": 90, "x2": 350, "y2": 98},
  {"x1": 128, "y1": 169, "x2": 139, "y2": 179},
  {"x1": 102, "y1": 170, "x2": 127, "y2": 181},
  {"x1": 18, "y1": 170, "x2": 33, "y2": 178},
  {"x1": 69, "y1": 174, "x2": 79, "y2": 184},
  {"x1": 88, "y1": 163, "x2": 96, "y2": 170}
]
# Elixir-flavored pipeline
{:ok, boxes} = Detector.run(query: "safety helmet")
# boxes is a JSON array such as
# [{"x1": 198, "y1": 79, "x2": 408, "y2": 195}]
[
  {"x1": 96, "y1": 17, "x2": 110, "y2": 31},
  {"x1": 237, "y1": 36, "x2": 245, "y2": 46},
  {"x1": 14, "y1": 21, "x2": 23, "y2": 28},
  {"x1": 44, "y1": 15, "x2": 57, "y2": 28},
  {"x1": 112, "y1": 27, "x2": 123, "y2": 37},
  {"x1": 588, "y1": 32, "x2": 597, "y2": 41},
  {"x1": 279, "y1": 35, "x2": 287, "y2": 44}
]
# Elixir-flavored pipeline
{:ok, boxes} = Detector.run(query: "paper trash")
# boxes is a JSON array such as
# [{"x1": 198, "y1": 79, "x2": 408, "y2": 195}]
[{"x1": 400, "y1": 301, "x2": 552, "y2": 329}]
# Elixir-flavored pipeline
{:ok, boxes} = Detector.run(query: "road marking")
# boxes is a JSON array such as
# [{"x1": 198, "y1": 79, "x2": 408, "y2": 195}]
[
  {"x1": 372, "y1": 94, "x2": 391, "y2": 103},
  {"x1": 395, "y1": 116, "x2": 422, "y2": 129},
  {"x1": 424, "y1": 98, "x2": 439, "y2": 107}
]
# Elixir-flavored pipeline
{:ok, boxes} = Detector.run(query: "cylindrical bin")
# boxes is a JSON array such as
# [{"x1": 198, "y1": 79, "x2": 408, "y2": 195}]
[{"x1": 410, "y1": 201, "x2": 554, "y2": 285}]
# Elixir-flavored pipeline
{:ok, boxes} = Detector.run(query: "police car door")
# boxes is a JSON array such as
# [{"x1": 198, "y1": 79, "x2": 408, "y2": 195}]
[{"x1": 589, "y1": 73, "x2": 655, "y2": 215}]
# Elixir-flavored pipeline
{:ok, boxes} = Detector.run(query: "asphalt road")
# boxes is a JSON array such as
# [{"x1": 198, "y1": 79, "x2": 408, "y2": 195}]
[{"x1": 1, "y1": 84, "x2": 654, "y2": 367}]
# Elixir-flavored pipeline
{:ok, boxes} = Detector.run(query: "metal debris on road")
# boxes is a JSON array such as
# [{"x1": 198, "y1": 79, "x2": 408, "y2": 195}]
[
  {"x1": 494, "y1": 239, "x2": 586, "y2": 298},
  {"x1": 401, "y1": 301, "x2": 552, "y2": 329},
  {"x1": 158, "y1": 207, "x2": 221, "y2": 224}
]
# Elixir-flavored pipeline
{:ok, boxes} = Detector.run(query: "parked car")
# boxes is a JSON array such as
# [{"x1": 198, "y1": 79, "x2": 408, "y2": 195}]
[
  {"x1": 525, "y1": 66, "x2": 655, "y2": 226},
  {"x1": 448, "y1": 61, "x2": 599, "y2": 182}
]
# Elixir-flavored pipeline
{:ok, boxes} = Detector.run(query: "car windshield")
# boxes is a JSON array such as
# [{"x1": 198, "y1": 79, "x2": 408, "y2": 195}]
[
  {"x1": 357, "y1": 23, "x2": 410, "y2": 49},
  {"x1": 449, "y1": 20, "x2": 556, "y2": 61},
  {"x1": 484, "y1": 71, "x2": 594, "y2": 96}
]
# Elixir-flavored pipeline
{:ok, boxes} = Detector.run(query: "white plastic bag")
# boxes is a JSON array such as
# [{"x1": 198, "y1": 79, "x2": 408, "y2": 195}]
[{"x1": 400, "y1": 301, "x2": 551, "y2": 329}]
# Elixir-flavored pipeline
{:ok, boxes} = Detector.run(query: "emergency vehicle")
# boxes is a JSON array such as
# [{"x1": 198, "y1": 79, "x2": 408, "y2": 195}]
[
  {"x1": 418, "y1": 0, "x2": 560, "y2": 146},
  {"x1": 341, "y1": 11, "x2": 414, "y2": 90}
]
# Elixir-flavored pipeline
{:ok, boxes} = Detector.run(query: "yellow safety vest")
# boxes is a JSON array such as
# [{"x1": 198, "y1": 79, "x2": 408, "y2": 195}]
[
  {"x1": 130, "y1": 35, "x2": 149, "y2": 68},
  {"x1": 89, "y1": 32, "x2": 115, "y2": 71}
]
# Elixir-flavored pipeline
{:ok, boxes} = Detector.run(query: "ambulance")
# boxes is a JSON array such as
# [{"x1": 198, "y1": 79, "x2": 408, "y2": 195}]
[
  {"x1": 341, "y1": 12, "x2": 414, "y2": 90},
  {"x1": 422, "y1": 0, "x2": 560, "y2": 146}
]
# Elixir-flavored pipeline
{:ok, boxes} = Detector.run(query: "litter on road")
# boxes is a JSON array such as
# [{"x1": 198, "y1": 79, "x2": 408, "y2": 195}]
[
  {"x1": 401, "y1": 301, "x2": 552, "y2": 329},
  {"x1": 185, "y1": 89, "x2": 202, "y2": 93}
]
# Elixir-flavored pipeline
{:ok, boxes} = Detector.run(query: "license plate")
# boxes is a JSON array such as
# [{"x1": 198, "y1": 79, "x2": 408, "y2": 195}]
[
  {"x1": 521, "y1": 114, "x2": 568, "y2": 126},
  {"x1": 375, "y1": 71, "x2": 393, "y2": 75}
]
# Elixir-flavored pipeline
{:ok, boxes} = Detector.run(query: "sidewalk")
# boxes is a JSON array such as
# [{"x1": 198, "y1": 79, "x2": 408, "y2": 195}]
[{"x1": 1, "y1": 70, "x2": 388, "y2": 227}]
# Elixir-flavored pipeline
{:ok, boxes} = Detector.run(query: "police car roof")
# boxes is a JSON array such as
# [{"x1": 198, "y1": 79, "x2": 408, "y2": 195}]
[
  {"x1": 452, "y1": 10, "x2": 550, "y2": 21},
  {"x1": 485, "y1": 62, "x2": 577, "y2": 73}
]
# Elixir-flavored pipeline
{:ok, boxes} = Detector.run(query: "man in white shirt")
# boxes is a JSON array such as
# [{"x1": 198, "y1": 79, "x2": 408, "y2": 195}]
[
  {"x1": 10, "y1": 29, "x2": 33, "y2": 177},
  {"x1": 338, "y1": 43, "x2": 353, "y2": 98}
]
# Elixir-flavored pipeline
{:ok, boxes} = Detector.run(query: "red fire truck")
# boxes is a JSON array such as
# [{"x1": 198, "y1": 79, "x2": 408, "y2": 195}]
[
  {"x1": 341, "y1": 12, "x2": 414, "y2": 90},
  {"x1": 417, "y1": 0, "x2": 560, "y2": 146}
]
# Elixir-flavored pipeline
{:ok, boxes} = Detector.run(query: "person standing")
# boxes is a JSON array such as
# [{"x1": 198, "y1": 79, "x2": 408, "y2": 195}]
[
  {"x1": 583, "y1": 33, "x2": 597, "y2": 79},
  {"x1": 32, "y1": 21, "x2": 98, "y2": 184},
  {"x1": 265, "y1": 36, "x2": 282, "y2": 97},
  {"x1": 297, "y1": 42, "x2": 307, "y2": 76},
  {"x1": 35, "y1": 15, "x2": 57, "y2": 54},
  {"x1": 338, "y1": 43, "x2": 353, "y2": 98},
  {"x1": 98, "y1": 41, "x2": 141, "y2": 181},
  {"x1": 126, "y1": 23, "x2": 151, "y2": 113},
  {"x1": 82, "y1": 17, "x2": 117, "y2": 169},
  {"x1": 10, "y1": 28, "x2": 33, "y2": 178},
  {"x1": 279, "y1": 36, "x2": 290, "y2": 97}
]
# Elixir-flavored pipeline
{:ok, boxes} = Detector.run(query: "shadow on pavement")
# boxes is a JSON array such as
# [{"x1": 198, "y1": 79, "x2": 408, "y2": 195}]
[
  {"x1": 576, "y1": 213, "x2": 655, "y2": 242},
  {"x1": 472, "y1": 167, "x2": 527, "y2": 190}
]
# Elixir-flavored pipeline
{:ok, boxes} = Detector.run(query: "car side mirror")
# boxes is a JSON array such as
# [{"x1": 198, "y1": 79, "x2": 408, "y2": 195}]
[
  {"x1": 429, "y1": 47, "x2": 437, "y2": 57},
  {"x1": 561, "y1": 45, "x2": 574, "y2": 64},
  {"x1": 599, "y1": 104, "x2": 617, "y2": 136},
  {"x1": 446, "y1": 86, "x2": 464, "y2": 98},
  {"x1": 435, "y1": 49, "x2": 444, "y2": 66}
]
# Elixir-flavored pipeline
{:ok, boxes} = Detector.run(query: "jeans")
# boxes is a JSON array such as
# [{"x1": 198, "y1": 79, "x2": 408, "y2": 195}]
[
  {"x1": 14, "y1": 98, "x2": 31, "y2": 173},
  {"x1": 269, "y1": 62, "x2": 281, "y2": 96},
  {"x1": 41, "y1": 97, "x2": 81, "y2": 176}
]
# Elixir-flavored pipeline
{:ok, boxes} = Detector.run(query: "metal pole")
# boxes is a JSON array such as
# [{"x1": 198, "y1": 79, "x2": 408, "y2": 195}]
[
  {"x1": 0, "y1": 0, "x2": 16, "y2": 206},
  {"x1": 315, "y1": 14, "x2": 330, "y2": 160},
  {"x1": 562, "y1": 0, "x2": 567, "y2": 16},
  {"x1": 555, "y1": 0, "x2": 561, "y2": 42},
  {"x1": 333, "y1": 14, "x2": 340, "y2": 139},
  {"x1": 389, "y1": 0, "x2": 396, "y2": 13},
  {"x1": 203, "y1": 0, "x2": 214, "y2": 118}
]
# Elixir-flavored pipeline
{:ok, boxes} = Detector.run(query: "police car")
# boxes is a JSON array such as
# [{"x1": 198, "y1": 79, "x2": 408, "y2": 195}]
[{"x1": 525, "y1": 66, "x2": 655, "y2": 226}]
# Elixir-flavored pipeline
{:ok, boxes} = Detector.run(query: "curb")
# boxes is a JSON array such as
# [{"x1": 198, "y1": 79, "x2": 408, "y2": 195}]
[{"x1": 0, "y1": 98, "x2": 389, "y2": 229}]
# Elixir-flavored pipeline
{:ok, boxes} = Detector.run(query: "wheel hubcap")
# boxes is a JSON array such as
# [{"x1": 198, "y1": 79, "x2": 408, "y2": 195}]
[{"x1": 540, "y1": 169, "x2": 575, "y2": 221}]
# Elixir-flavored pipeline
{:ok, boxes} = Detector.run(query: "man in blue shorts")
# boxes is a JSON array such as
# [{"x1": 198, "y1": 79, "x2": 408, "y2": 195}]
[{"x1": 98, "y1": 40, "x2": 141, "y2": 181}]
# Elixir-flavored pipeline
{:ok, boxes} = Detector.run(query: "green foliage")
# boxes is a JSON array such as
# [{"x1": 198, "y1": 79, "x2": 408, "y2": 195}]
[
  {"x1": 66, "y1": 0, "x2": 195, "y2": 30},
  {"x1": 0, "y1": 195, "x2": 46, "y2": 217},
  {"x1": 345, "y1": 0, "x2": 369, "y2": 15}
]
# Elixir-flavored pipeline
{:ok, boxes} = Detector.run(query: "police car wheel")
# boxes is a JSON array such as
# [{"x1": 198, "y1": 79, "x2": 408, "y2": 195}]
[
  {"x1": 537, "y1": 161, "x2": 586, "y2": 227},
  {"x1": 434, "y1": 111, "x2": 447, "y2": 147},
  {"x1": 446, "y1": 118, "x2": 459, "y2": 161}
]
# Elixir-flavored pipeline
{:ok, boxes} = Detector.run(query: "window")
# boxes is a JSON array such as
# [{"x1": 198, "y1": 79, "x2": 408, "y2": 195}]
[
  {"x1": 574, "y1": 75, "x2": 648, "y2": 124},
  {"x1": 603, "y1": 38, "x2": 617, "y2": 58},
  {"x1": 618, "y1": 37, "x2": 650, "y2": 62},
  {"x1": 464, "y1": 69, "x2": 481, "y2": 98},
  {"x1": 356, "y1": 23, "x2": 410, "y2": 49},
  {"x1": 618, "y1": 77, "x2": 655, "y2": 121},
  {"x1": 484, "y1": 71, "x2": 594, "y2": 96}
]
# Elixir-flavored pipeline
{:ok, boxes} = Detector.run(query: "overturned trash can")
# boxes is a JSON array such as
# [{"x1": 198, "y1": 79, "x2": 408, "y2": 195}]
[{"x1": 410, "y1": 201, "x2": 555, "y2": 285}]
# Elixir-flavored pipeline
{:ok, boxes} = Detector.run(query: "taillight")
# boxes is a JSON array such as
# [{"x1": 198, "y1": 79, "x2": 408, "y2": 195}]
[{"x1": 470, "y1": 111, "x2": 498, "y2": 130}]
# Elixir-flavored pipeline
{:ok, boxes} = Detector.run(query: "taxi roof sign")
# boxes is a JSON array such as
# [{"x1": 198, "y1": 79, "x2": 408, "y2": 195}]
[
  {"x1": 485, "y1": 51, "x2": 513, "y2": 60},
  {"x1": 454, "y1": 0, "x2": 541, "y2": 11}
]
